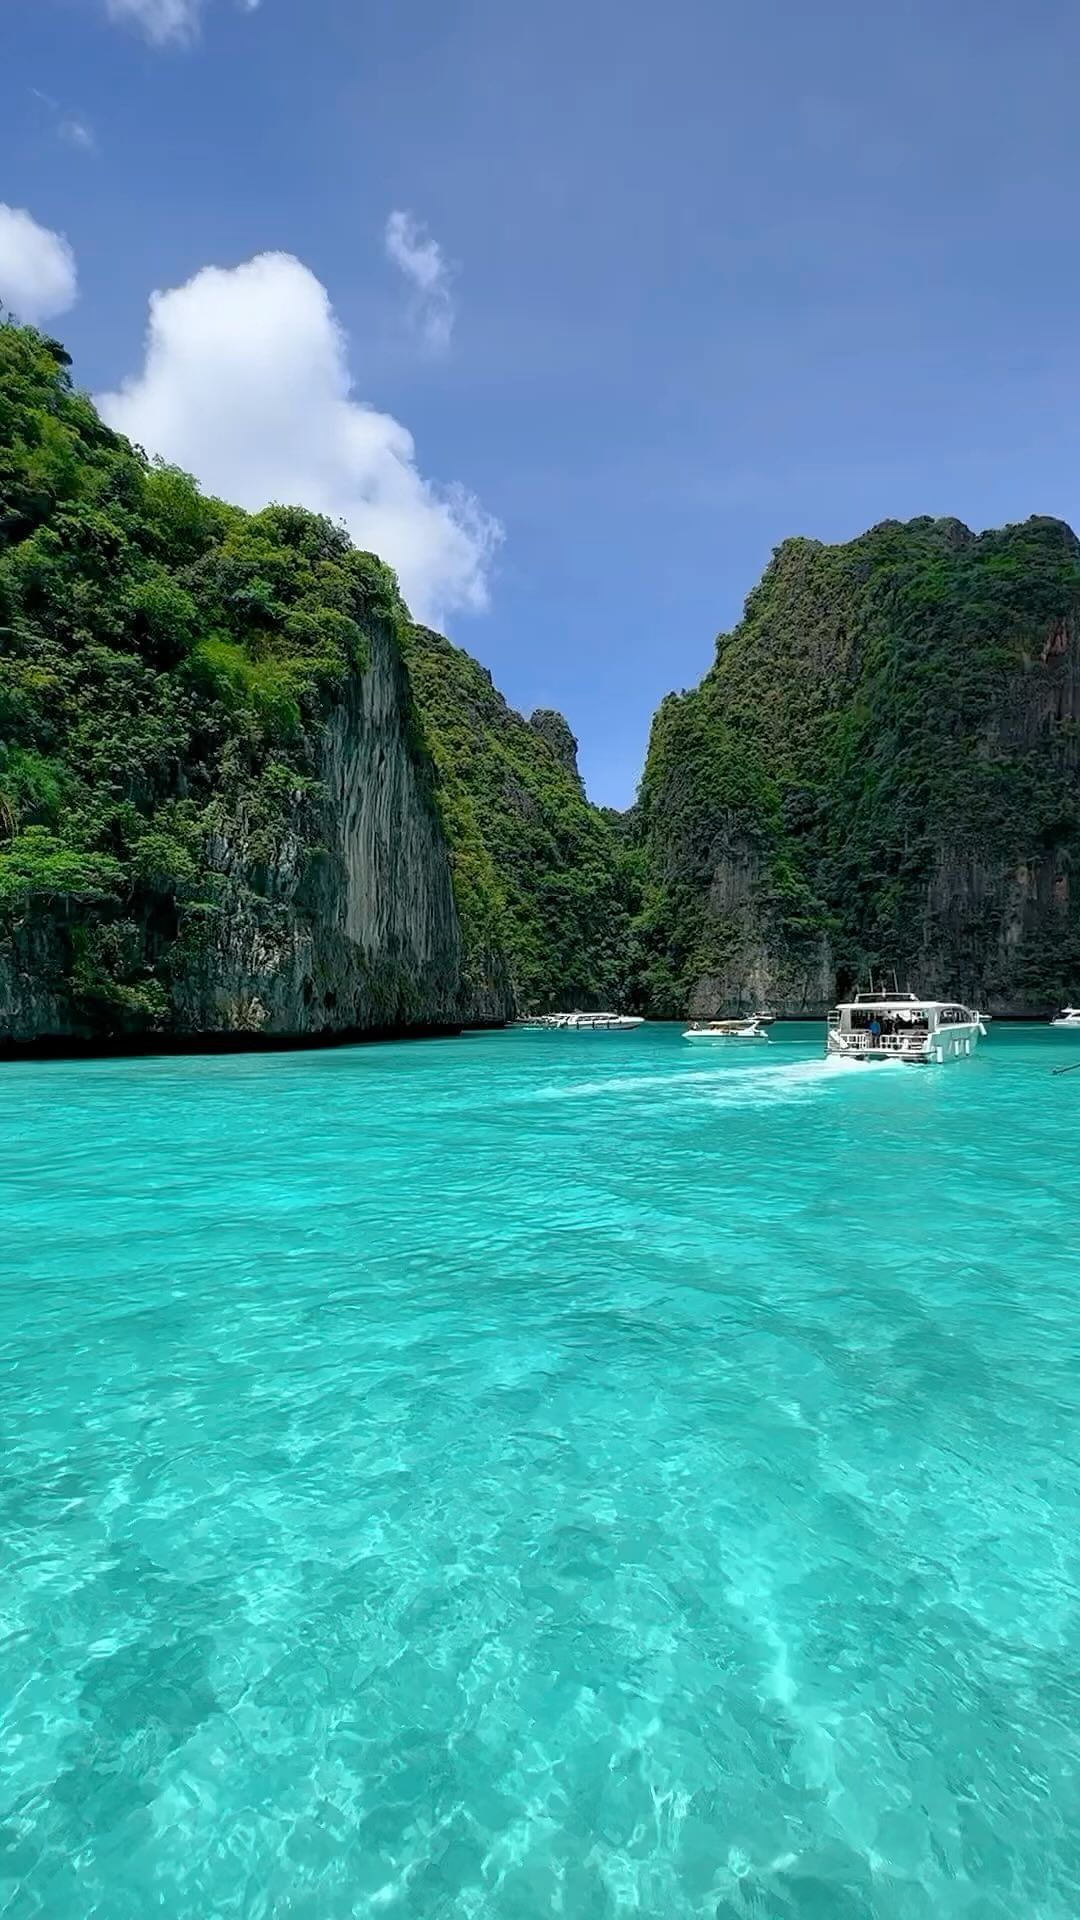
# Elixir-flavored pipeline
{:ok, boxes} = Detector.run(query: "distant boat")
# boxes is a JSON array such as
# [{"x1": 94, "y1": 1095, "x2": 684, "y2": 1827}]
[
  {"x1": 519, "y1": 1011, "x2": 644, "y2": 1031},
  {"x1": 682, "y1": 1018, "x2": 768, "y2": 1044},
  {"x1": 827, "y1": 986, "x2": 984, "y2": 1065},
  {"x1": 1050, "y1": 1006, "x2": 1080, "y2": 1029}
]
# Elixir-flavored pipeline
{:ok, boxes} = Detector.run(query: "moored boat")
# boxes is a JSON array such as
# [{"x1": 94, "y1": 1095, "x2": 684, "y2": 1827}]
[
  {"x1": 827, "y1": 987, "x2": 984, "y2": 1065},
  {"x1": 1050, "y1": 1006, "x2": 1080, "y2": 1029},
  {"x1": 519, "y1": 1011, "x2": 645, "y2": 1031},
  {"x1": 682, "y1": 1018, "x2": 768, "y2": 1044}
]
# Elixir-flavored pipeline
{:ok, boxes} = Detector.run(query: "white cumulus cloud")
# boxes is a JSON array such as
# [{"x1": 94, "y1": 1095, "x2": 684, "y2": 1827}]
[
  {"x1": 96, "y1": 252, "x2": 500, "y2": 626},
  {"x1": 0, "y1": 206, "x2": 78, "y2": 325},
  {"x1": 385, "y1": 210, "x2": 455, "y2": 351}
]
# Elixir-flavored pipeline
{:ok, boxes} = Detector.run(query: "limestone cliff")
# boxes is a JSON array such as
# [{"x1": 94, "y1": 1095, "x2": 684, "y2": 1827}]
[
  {"x1": 400, "y1": 626, "x2": 637, "y2": 1013},
  {"x1": 633, "y1": 517, "x2": 1080, "y2": 1017},
  {"x1": 0, "y1": 324, "x2": 513, "y2": 1051},
  {"x1": 162, "y1": 627, "x2": 474, "y2": 1040},
  {"x1": 0, "y1": 610, "x2": 511, "y2": 1051},
  {"x1": 9, "y1": 321, "x2": 1080, "y2": 1041}
]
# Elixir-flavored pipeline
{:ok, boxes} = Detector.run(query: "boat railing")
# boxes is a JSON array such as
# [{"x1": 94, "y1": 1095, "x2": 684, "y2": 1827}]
[{"x1": 842, "y1": 1031, "x2": 928, "y2": 1053}]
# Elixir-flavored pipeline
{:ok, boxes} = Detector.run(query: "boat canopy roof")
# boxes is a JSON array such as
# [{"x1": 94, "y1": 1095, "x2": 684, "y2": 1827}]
[{"x1": 836, "y1": 995, "x2": 969, "y2": 1013}]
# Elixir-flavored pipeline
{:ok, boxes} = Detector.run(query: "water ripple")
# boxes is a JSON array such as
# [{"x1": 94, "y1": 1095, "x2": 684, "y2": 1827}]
[{"x1": 1, "y1": 1024, "x2": 1078, "y2": 1917}]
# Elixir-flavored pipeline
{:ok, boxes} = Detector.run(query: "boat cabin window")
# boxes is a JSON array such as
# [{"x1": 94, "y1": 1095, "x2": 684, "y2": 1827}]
[{"x1": 850, "y1": 1008, "x2": 928, "y2": 1035}]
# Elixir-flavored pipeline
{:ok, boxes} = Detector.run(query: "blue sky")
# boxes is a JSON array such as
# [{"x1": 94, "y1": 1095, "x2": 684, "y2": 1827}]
[{"x1": 4, "y1": 0, "x2": 1080, "y2": 804}]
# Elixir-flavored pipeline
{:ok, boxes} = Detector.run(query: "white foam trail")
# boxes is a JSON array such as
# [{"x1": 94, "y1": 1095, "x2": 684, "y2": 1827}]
[
  {"x1": 528, "y1": 1056, "x2": 844, "y2": 1108},
  {"x1": 701, "y1": 1058, "x2": 839, "y2": 1106},
  {"x1": 531, "y1": 1068, "x2": 716, "y2": 1100}
]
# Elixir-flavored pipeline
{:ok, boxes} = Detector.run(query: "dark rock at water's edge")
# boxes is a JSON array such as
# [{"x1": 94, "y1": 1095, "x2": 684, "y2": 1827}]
[{"x1": 0, "y1": 1023, "x2": 475, "y2": 1062}]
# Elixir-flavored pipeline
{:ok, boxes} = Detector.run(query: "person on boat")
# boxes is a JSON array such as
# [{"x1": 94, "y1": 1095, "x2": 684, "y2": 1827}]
[{"x1": 868, "y1": 1015, "x2": 882, "y2": 1048}]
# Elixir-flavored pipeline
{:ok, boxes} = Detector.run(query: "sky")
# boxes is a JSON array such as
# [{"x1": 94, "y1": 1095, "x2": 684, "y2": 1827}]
[{"x1": 4, "y1": 0, "x2": 1080, "y2": 804}]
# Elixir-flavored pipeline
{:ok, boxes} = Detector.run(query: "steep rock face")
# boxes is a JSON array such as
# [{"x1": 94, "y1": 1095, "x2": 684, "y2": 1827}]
[
  {"x1": 634, "y1": 517, "x2": 1080, "y2": 1016},
  {"x1": 0, "y1": 620, "x2": 496, "y2": 1048},
  {"x1": 0, "y1": 323, "x2": 513, "y2": 1050},
  {"x1": 165, "y1": 628, "x2": 476, "y2": 1039},
  {"x1": 400, "y1": 625, "x2": 637, "y2": 1012}
]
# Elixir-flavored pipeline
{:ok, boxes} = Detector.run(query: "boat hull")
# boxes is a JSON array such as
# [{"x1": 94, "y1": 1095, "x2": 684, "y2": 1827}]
[
  {"x1": 827, "y1": 1024, "x2": 981, "y2": 1065},
  {"x1": 682, "y1": 1028, "x2": 768, "y2": 1044},
  {"x1": 520, "y1": 1014, "x2": 645, "y2": 1031}
]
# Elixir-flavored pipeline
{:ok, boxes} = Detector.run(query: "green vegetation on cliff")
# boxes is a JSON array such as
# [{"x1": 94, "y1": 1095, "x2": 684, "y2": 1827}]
[
  {"x1": 401, "y1": 625, "x2": 637, "y2": 1011},
  {"x1": 0, "y1": 321, "x2": 633, "y2": 1036},
  {"x1": 8, "y1": 317, "x2": 1079, "y2": 1038},
  {"x1": 635, "y1": 516, "x2": 1080, "y2": 1014},
  {"x1": 0, "y1": 321, "x2": 403, "y2": 1028}
]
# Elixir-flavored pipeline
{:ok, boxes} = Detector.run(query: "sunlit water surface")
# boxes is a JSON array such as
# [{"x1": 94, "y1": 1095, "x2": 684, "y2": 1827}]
[{"x1": 2, "y1": 1023, "x2": 1079, "y2": 1918}]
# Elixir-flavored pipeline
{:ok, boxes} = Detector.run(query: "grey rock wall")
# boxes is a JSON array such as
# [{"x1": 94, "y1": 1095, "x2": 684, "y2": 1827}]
[{"x1": 0, "y1": 618, "x2": 515, "y2": 1050}]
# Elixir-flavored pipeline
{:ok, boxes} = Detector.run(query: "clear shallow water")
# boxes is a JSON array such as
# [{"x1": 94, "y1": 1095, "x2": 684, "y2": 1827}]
[{"x1": 2, "y1": 1023, "x2": 1079, "y2": 1920}]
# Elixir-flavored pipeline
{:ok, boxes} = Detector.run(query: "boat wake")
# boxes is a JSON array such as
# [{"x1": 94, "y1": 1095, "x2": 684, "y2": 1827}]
[
  {"x1": 530, "y1": 1057, "x2": 844, "y2": 1108},
  {"x1": 700, "y1": 1057, "x2": 846, "y2": 1106}
]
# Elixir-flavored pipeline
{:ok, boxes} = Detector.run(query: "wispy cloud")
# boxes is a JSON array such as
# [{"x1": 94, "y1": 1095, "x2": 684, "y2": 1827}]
[
  {"x1": 31, "y1": 90, "x2": 97, "y2": 153},
  {"x1": 103, "y1": 0, "x2": 259, "y2": 47},
  {"x1": 384, "y1": 210, "x2": 455, "y2": 352},
  {"x1": 60, "y1": 116, "x2": 97, "y2": 152},
  {"x1": 105, "y1": 0, "x2": 202, "y2": 42}
]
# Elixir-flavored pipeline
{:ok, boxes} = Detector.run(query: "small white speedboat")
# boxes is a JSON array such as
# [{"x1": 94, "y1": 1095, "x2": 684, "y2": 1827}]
[
  {"x1": 521, "y1": 1011, "x2": 645, "y2": 1031},
  {"x1": 682, "y1": 1019, "x2": 768, "y2": 1044},
  {"x1": 1050, "y1": 1007, "x2": 1080, "y2": 1029}
]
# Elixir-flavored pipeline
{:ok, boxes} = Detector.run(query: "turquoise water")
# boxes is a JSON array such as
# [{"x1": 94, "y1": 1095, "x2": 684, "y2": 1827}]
[{"x1": 2, "y1": 1023, "x2": 1079, "y2": 1919}]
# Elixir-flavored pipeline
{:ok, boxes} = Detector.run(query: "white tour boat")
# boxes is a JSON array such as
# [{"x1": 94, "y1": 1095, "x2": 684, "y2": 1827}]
[
  {"x1": 827, "y1": 988, "x2": 984, "y2": 1065},
  {"x1": 521, "y1": 1011, "x2": 644, "y2": 1031},
  {"x1": 682, "y1": 1018, "x2": 769, "y2": 1044},
  {"x1": 1050, "y1": 1007, "x2": 1080, "y2": 1029}
]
